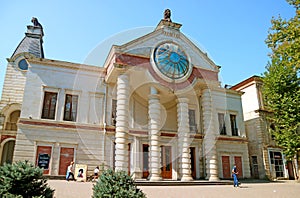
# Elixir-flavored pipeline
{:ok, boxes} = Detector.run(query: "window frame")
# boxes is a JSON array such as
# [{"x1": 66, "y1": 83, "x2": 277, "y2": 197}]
[
  {"x1": 188, "y1": 109, "x2": 197, "y2": 133},
  {"x1": 111, "y1": 99, "x2": 117, "y2": 126},
  {"x1": 218, "y1": 112, "x2": 227, "y2": 135},
  {"x1": 63, "y1": 94, "x2": 79, "y2": 122},
  {"x1": 41, "y1": 91, "x2": 58, "y2": 120},
  {"x1": 230, "y1": 114, "x2": 238, "y2": 136}
]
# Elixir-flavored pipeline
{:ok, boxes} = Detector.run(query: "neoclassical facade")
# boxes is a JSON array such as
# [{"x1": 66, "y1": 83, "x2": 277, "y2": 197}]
[{"x1": 0, "y1": 13, "x2": 251, "y2": 180}]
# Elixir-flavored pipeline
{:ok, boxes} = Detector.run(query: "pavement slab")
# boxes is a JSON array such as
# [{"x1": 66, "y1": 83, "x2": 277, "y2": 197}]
[{"x1": 47, "y1": 180, "x2": 300, "y2": 198}]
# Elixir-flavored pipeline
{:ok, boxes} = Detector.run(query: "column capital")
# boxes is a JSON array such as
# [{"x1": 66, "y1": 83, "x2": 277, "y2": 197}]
[
  {"x1": 176, "y1": 97, "x2": 189, "y2": 104},
  {"x1": 150, "y1": 86, "x2": 158, "y2": 95},
  {"x1": 149, "y1": 94, "x2": 160, "y2": 100}
]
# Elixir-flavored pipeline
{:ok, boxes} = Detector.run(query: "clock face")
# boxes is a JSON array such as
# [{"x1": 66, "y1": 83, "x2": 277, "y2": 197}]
[{"x1": 153, "y1": 43, "x2": 189, "y2": 79}]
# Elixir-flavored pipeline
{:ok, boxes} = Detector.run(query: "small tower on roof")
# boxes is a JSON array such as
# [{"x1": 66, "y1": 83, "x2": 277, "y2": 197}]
[
  {"x1": 156, "y1": 9, "x2": 182, "y2": 31},
  {"x1": 11, "y1": 17, "x2": 44, "y2": 58}
]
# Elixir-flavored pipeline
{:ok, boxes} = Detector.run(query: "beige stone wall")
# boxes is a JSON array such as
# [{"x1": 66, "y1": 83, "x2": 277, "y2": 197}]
[
  {"x1": 14, "y1": 122, "x2": 109, "y2": 176},
  {"x1": 0, "y1": 59, "x2": 27, "y2": 133},
  {"x1": 212, "y1": 90, "x2": 246, "y2": 137},
  {"x1": 21, "y1": 62, "x2": 106, "y2": 124},
  {"x1": 245, "y1": 117, "x2": 266, "y2": 179},
  {"x1": 240, "y1": 84, "x2": 260, "y2": 121},
  {"x1": 0, "y1": 61, "x2": 26, "y2": 110},
  {"x1": 217, "y1": 141, "x2": 251, "y2": 178}
]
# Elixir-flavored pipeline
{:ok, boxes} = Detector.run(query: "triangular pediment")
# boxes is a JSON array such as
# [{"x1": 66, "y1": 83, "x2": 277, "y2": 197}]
[{"x1": 104, "y1": 21, "x2": 219, "y2": 72}]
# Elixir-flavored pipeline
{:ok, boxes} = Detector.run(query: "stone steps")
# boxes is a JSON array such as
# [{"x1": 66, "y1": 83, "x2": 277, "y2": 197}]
[{"x1": 134, "y1": 180, "x2": 232, "y2": 186}]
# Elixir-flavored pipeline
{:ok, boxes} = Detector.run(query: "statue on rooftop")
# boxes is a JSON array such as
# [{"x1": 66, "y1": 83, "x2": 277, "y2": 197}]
[
  {"x1": 164, "y1": 9, "x2": 172, "y2": 22},
  {"x1": 31, "y1": 17, "x2": 43, "y2": 28}
]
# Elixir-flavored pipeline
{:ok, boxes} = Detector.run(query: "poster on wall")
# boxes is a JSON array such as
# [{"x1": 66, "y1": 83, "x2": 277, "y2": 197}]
[
  {"x1": 37, "y1": 153, "x2": 50, "y2": 170},
  {"x1": 75, "y1": 164, "x2": 87, "y2": 182}
]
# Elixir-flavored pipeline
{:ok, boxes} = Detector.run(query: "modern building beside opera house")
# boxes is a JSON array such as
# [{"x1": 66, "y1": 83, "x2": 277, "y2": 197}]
[{"x1": 0, "y1": 11, "x2": 288, "y2": 181}]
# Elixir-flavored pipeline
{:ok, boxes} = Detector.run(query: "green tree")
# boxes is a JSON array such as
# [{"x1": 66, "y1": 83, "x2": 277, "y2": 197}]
[
  {"x1": 0, "y1": 161, "x2": 54, "y2": 197},
  {"x1": 263, "y1": 0, "x2": 300, "y2": 179},
  {"x1": 93, "y1": 169, "x2": 146, "y2": 198}
]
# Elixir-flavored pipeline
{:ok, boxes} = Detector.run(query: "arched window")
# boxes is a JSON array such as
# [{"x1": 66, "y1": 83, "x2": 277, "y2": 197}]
[
  {"x1": 5, "y1": 110, "x2": 20, "y2": 131},
  {"x1": 1, "y1": 140, "x2": 15, "y2": 165}
]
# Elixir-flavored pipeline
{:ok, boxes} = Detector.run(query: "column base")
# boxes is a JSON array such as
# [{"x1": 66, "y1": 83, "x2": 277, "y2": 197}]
[
  {"x1": 181, "y1": 175, "x2": 193, "y2": 181},
  {"x1": 149, "y1": 174, "x2": 162, "y2": 181},
  {"x1": 208, "y1": 175, "x2": 220, "y2": 181},
  {"x1": 131, "y1": 170, "x2": 142, "y2": 180}
]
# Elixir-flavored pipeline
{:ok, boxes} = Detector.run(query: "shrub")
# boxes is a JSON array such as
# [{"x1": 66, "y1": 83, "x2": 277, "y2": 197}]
[
  {"x1": 93, "y1": 169, "x2": 146, "y2": 198},
  {"x1": 0, "y1": 160, "x2": 54, "y2": 198}
]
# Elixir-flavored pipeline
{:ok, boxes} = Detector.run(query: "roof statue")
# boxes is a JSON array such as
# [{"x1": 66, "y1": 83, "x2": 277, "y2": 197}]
[
  {"x1": 10, "y1": 17, "x2": 45, "y2": 58},
  {"x1": 164, "y1": 9, "x2": 172, "y2": 22},
  {"x1": 31, "y1": 17, "x2": 43, "y2": 28}
]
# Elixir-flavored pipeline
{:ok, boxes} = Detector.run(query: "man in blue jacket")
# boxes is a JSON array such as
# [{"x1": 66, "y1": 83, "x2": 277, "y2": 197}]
[{"x1": 232, "y1": 164, "x2": 239, "y2": 187}]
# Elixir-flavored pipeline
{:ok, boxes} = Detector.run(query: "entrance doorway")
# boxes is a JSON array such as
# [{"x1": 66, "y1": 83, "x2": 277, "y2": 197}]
[
  {"x1": 36, "y1": 146, "x2": 52, "y2": 174},
  {"x1": 142, "y1": 144, "x2": 149, "y2": 178},
  {"x1": 161, "y1": 146, "x2": 172, "y2": 179},
  {"x1": 190, "y1": 147, "x2": 196, "y2": 179},
  {"x1": 251, "y1": 156, "x2": 259, "y2": 179},
  {"x1": 269, "y1": 151, "x2": 284, "y2": 178},
  {"x1": 59, "y1": 147, "x2": 74, "y2": 175},
  {"x1": 222, "y1": 156, "x2": 231, "y2": 179},
  {"x1": 234, "y1": 156, "x2": 243, "y2": 177}
]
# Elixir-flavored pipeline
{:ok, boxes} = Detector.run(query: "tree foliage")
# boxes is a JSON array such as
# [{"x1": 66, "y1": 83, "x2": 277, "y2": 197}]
[
  {"x1": 0, "y1": 161, "x2": 54, "y2": 198},
  {"x1": 93, "y1": 169, "x2": 146, "y2": 198},
  {"x1": 263, "y1": 0, "x2": 300, "y2": 159}
]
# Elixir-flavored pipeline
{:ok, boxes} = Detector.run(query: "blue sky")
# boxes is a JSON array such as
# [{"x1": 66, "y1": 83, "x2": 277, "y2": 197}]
[{"x1": 0, "y1": 0, "x2": 296, "y2": 97}]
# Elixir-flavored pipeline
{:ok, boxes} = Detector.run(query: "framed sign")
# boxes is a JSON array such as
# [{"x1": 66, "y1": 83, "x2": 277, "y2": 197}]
[
  {"x1": 75, "y1": 164, "x2": 87, "y2": 182},
  {"x1": 37, "y1": 153, "x2": 50, "y2": 170}
]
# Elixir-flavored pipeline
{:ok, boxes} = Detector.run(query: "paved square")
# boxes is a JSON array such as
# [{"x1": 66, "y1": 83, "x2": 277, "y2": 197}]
[{"x1": 48, "y1": 180, "x2": 300, "y2": 198}]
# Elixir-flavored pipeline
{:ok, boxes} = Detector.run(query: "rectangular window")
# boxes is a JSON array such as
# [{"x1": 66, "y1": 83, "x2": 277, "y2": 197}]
[
  {"x1": 112, "y1": 99, "x2": 117, "y2": 126},
  {"x1": 41, "y1": 92, "x2": 57, "y2": 119},
  {"x1": 189, "y1": 109, "x2": 197, "y2": 133},
  {"x1": 230, "y1": 114, "x2": 238, "y2": 136},
  {"x1": 218, "y1": 113, "x2": 226, "y2": 135},
  {"x1": 63, "y1": 94, "x2": 78, "y2": 121}
]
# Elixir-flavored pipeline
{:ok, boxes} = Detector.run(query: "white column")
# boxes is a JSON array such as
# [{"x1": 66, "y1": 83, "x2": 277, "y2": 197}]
[
  {"x1": 202, "y1": 89, "x2": 219, "y2": 181},
  {"x1": 114, "y1": 74, "x2": 129, "y2": 171},
  {"x1": 148, "y1": 87, "x2": 162, "y2": 181},
  {"x1": 177, "y1": 97, "x2": 193, "y2": 181},
  {"x1": 132, "y1": 137, "x2": 142, "y2": 179}
]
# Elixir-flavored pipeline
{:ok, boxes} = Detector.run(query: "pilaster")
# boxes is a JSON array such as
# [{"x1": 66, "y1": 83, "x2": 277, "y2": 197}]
[{"x1": 132, "y1": 137, "x2": 142, "y2": 179}]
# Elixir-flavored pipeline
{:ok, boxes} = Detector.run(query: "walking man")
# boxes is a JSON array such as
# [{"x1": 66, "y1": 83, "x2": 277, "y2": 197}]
[
  {"x1": 66, "y1": 161, "x2": 75, "y2": 181},
  {"x1": 232, "y1": 164, "x2": 239, "y2": 187}
]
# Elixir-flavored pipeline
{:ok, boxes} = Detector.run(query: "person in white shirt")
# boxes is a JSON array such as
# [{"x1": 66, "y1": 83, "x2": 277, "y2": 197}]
[
  {"x1": 93, "y1": 166, "x2": 100, "y2": 181},
  {"x1": 66, "y1": 161, "x2": 75, "y2": 181}
]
